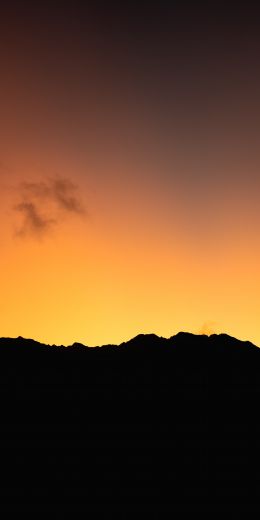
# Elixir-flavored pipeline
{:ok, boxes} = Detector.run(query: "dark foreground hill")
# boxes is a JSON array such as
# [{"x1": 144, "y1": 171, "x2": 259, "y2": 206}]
[{"x1": 0, "y1": 332, "x2": 259, "y2": 513}]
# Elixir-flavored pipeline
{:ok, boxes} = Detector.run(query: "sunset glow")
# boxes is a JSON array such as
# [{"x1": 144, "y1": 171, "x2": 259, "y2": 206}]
[{"x1": 0, "y1": 4, "x2": 259, "y2": 346}]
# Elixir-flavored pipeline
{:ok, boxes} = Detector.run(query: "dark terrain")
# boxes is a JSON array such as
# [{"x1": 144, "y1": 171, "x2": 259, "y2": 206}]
[{"x1": 0, "y1": 332, "x2": 259, "y2": 513}]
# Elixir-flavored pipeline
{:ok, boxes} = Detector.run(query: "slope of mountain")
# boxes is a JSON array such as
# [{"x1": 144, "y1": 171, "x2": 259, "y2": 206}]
[{"x1": 0, "y1": 332, "x2": 259, "y2": 513}]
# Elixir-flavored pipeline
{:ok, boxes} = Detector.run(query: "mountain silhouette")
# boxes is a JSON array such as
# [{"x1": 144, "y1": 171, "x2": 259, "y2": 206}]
[{"x1": 0, "y1": 332, "x2": 259, "y2": 513}]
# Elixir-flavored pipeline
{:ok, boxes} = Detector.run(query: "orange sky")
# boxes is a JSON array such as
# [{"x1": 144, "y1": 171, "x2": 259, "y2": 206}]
[
  {"x1": 0, "y1": 4, "x2": 259, "y2": 346},
  {"x1": 1, "y1": 160, "x2": 259, "y2": 347}
]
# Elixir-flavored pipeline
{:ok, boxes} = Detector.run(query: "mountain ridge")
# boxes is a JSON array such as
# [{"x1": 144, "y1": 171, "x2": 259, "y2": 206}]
[
  {"x1": 0, "y1": 331, "x2": 258, "y2": 350},
  {"x1": 0, "y1": 330, "x2": 259, "y2": 512}
]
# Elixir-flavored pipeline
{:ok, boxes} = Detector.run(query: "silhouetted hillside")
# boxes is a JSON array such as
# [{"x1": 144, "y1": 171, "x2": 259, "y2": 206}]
[{"x1": 0, "y1": 332, "x2": 259, "y2": 513}]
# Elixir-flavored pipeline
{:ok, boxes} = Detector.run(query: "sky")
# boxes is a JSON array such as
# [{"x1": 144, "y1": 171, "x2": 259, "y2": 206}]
[{"x1": 0, "y1": 2, "x2": 260, "y2": 346}]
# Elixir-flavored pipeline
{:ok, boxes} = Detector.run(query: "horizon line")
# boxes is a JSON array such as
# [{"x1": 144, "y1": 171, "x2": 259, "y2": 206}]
[{"x1": 0, "y1": 331, "x2": 258, "y2": 349}]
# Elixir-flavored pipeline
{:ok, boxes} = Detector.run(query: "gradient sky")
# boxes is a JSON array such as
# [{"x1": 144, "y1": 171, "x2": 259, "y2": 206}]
[{"x1": 0, "y1": 3, "x2": 260, "y2": 346}]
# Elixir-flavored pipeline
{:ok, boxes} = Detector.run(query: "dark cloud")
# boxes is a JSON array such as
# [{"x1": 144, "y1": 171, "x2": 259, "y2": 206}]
[
  {"x1": 51, "y1": 178, "x2": 85, "y2": 214},
  {"x1": 15, "y1": 177, "x2": 86, "y2": 239},
  {"x1": 15, "y1": 202, "x2": 56, "y2": 238}
]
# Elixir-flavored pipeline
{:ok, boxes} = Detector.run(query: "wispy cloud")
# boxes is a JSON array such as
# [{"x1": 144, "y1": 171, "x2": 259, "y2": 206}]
[
  {"x1": 15, "y1": 202, "x2": 56, "y2": 238},
  {"x1": 198, "y1": 321, "x2": 217, "y2": 336},
  {"x1": 21, "y1": 181, "x2": 51, "y2": 199},
  {"x1": 14, "y1": 176, "x2": 86, "y2": 239},
  {"x1": 51, "y1": 178, "x2": 85, "y2": 214}
]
